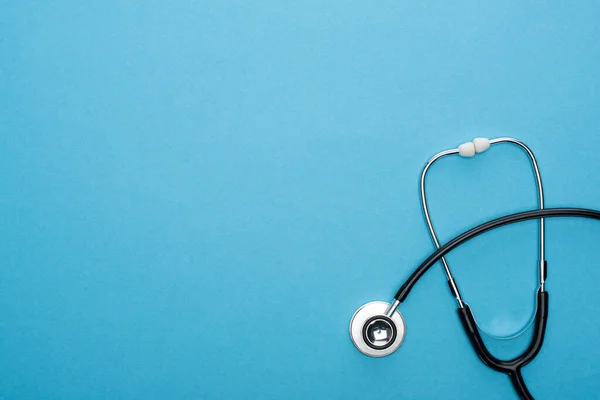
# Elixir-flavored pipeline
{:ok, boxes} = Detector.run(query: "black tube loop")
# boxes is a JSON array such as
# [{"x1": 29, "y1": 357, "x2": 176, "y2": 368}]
[
  {"x1": 395, "y1": 208, "x2": 600, "y2": 302},
  {"x1": 458, "y1": 290, "x2": 548, "y2": 399},
  {"x1": 391, "y1": 207, "x2": 600, "y2": 399}
]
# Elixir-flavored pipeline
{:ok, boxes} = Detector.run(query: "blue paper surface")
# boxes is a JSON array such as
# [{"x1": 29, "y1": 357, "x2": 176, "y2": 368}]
[{"x1": 1, "y1": 1, "x2": 600, "y2": 399}]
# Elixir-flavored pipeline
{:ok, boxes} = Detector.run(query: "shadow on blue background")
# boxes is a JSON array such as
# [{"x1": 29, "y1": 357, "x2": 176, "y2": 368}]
[{"x1": 1, "y1": 1, "x2": 600, "y2": 399}]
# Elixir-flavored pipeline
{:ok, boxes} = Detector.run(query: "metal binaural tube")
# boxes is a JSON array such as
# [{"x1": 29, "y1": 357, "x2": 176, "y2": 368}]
[
  {"x1": 420, "y1": 148, "x2": 465, "y2": 307},
  {"x1": 489, "y1": 138, "x2": 546, "y2": 291},
  {"x1": 419, "y1": 137, "x2": 546, "y2": 312}
]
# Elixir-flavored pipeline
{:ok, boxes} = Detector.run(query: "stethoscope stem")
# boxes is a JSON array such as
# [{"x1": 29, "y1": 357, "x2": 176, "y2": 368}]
[{"x1": 384, "y1": 299, "x2": 400, "y2": 318}]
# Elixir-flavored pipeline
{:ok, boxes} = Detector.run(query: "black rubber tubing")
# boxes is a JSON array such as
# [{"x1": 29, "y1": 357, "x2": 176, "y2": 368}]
[
  {"x1": 392, "y1": 207, "x2": 600, "y2": 400},
  {"x1": 394, "y1": 207, "x2": 600, "y2": 302},
  {"x1": 457, "y1": 291, "x2": 547, "y2": 400}
]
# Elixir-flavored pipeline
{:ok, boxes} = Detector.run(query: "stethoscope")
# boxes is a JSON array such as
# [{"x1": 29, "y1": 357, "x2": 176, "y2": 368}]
[{"x1": 349, "y1": 137, "x2": 600, "y2": 400}]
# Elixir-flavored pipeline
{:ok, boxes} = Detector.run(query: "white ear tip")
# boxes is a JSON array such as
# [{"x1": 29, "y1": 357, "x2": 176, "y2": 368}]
[
  {"x1": 473, "y1": 137, "x2": 491, "y2": 153},
  {"x1": 458, "y1": 142, "x2": 476, "y2": 157}
]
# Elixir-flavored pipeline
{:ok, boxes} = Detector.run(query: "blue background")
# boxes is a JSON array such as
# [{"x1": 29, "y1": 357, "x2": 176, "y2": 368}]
[{"x1": 1, "y1": 1, "x2": 600, "y2": 399}]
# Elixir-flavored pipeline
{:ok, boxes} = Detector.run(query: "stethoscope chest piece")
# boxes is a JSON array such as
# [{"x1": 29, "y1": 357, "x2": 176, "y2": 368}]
[{"x1": 349, "y1": 301, "x2": 406, "y2": 357}]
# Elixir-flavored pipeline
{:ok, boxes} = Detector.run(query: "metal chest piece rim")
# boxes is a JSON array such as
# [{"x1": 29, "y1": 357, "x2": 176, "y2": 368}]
[{"x1": 349, "y1": 301, "x2": 406, "y2": 357}]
